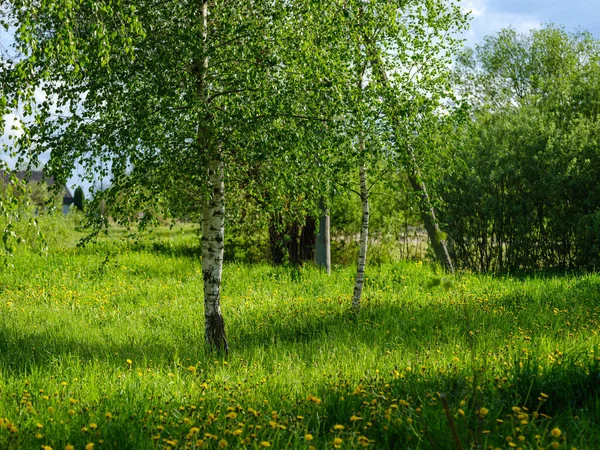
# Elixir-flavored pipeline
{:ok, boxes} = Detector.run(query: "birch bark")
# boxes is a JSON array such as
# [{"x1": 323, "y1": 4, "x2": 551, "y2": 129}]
[
  {"x1": 197, "y1": 0, "x2": 228, "y2": 351},
  {"x1": 352, "y1": 143, "x2": 369, "y2": 310},
  {"x1": 202, "y1": 154, "x2": 229, "y2": 352}
]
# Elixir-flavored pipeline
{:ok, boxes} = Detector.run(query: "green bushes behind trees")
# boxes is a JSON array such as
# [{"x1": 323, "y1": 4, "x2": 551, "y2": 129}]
[
  {"x1": 433, "y1": 26, "x2": 600, "y2": 273},
  {"x1": 223, "y1": 26, "x2": 600, "y2": 273}
]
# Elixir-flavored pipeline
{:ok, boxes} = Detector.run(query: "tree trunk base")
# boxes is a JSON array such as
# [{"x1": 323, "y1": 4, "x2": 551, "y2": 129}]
[{"x1": 205, "y1": 312, "x2": 229, "y2": 354}]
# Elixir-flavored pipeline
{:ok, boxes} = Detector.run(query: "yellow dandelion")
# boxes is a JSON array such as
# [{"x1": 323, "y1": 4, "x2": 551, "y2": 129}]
[
  {"x1": 551, "y1": 428, "x2": 562, "y2": 438},
  {"x1": 85, "y1": 444, "x2": 94, "y2": 450},
  {"x1": 218, "y1": 439, "x2": 228, "y2": 448},
  {"x1": 477, "y1": 407, "x2": 489, "y2": 417},
  {"x1": 260, "y1": 442, "x2": 271, "y2": 448},
  {"x1": 309, "y1": 395, "x2": 322, "y2": 404},
  {"x1": 350, "y1": 415, "x2": 362, "y2": 422},
  {"x1": 333, "y1": 424, "x2": 345, "y2": 430},
  {"x1": 333, "y1": 437, "x2": 343, "y2": 447},
  {"x1": 89, "y1": 423, "x2": 98, "y2": 430},
  {"x1": 225, "y1": 412, "x2": 237, "y2": 420},
  {"x1": 305, "y1": 434, "x2": 314, "y2": 441},
  {"x1": 65, "y1": 445, "x2": 75, "y2": 450}
]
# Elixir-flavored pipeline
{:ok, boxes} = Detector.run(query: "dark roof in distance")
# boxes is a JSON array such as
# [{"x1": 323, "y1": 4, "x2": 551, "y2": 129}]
[{"x1": 1, "y1": 169, "x2": 74, "y2": 202}]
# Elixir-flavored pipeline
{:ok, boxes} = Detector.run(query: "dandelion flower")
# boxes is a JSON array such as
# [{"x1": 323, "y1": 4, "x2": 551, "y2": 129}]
[
  {"x1": 551, "y1": 428, "x2": 562, "y2": 438},
  {"x1": 305, "y1": 434, "x2": 314, "y2": 441},
  {"x1": 260, "y1": 442, "x2": 270, "y2": 448}
]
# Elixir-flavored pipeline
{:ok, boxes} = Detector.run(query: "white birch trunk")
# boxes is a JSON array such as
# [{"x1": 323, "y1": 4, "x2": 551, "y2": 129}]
[
  {"x1": 197, "y1": 0, "x2": 228, "y2": 351},
  {"x1": 202, "y1": 154, "x2": 229, "y2": 352},
  {"x1": 352, "y1": 159, "x2": 369, "y2": 311}
]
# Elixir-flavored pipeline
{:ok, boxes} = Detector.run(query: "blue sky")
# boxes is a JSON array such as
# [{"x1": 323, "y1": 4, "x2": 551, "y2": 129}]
[{"x1": 463, "y1": 0, "x2": 600, "y2": 45}]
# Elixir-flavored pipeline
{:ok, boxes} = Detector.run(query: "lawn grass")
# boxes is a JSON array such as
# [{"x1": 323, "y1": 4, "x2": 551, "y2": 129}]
[{"x1": 0, "y1": 223, "x2": 599, "y2": 449}]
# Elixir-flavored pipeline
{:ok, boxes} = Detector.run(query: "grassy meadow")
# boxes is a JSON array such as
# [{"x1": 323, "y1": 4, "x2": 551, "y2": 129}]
[{"x1": 1, "y1": 221, "x2": 600, "y2": 449}]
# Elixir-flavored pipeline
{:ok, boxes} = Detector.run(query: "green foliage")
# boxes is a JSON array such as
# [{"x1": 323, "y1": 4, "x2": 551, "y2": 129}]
[
  {"x1": 437, "y1": 26, "x2": 600, "y2": 272},
  {"x1": 0, "y1": 228, "x2": 599, "y2": 448},
  {"x1": 0, "y1": 169, "x2": 55, "y2": 261}
]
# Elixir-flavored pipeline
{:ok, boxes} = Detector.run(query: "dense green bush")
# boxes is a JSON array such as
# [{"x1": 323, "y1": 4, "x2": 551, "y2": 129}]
[{"x1": 435, "y1": 26, "x2": 600, "y2": 272}]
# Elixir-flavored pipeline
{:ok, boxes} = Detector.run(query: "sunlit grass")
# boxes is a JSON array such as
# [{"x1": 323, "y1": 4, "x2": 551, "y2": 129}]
[{"x1": 0, "y1": 226, "x2": 599, "y2": 448}]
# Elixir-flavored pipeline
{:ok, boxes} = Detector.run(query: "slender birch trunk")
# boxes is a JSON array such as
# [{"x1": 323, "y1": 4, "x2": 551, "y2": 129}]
[
  {"x1": 367, "y1": 45, "x2": 455, "y2": 273},
  {"x1": 316, "y1": 201, "x2": 331, "y2": 274},
  {"x1": 406, "y1": 167, "x2": 454, "y2": 274},
  {"x1": 352, "y1": 151, "x2": 369, "y2": 311},
  {"x1": 196, "y1": 0, "x2": 228, "y2": 351}
]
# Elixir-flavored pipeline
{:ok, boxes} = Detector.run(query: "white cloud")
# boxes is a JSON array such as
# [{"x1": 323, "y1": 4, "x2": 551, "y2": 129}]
[{"x1": 460, "y1": 0, "x2": 542, "y2": 47}]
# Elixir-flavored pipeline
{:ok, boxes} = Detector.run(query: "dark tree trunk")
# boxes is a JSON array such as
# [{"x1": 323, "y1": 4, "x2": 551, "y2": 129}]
[
  {"x1": 299, "y1": 216, "x2": 316, "y2": 262},
  {"x1": 269, "y1": 215, "x2": 316, "y2": 266},
  {"x1": 316, "y1": 203, "x2": 331, "y2": 274}
]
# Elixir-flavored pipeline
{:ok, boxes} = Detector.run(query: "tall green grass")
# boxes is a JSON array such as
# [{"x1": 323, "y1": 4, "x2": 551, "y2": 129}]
[{"x1": 0, "y1": 223, "x2": 599, "y2": 448}]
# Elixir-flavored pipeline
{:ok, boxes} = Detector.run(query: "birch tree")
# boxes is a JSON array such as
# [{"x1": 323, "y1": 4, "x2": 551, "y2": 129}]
[
  {"x1": 1, "y1": 0, "x2": 345, "y2": 351},
  {"x1": 339, "y1": 0, "x2": 465, "y2": 309},
  {"x1": 354, "y1": 0, "x2": 466, "y2": 275}
]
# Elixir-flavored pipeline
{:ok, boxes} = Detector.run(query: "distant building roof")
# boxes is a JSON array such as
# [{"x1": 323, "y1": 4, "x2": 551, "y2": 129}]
[{"x1": 1, "y1": 169, "x2": 74, "y2": 205}]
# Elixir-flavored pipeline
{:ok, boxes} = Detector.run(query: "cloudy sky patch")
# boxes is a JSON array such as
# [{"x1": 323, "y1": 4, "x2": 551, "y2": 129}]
[{"x1": 462, "y1": 0, "x2": 600, "y2": 47}]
